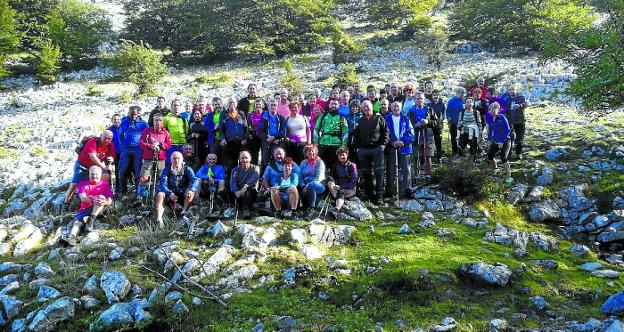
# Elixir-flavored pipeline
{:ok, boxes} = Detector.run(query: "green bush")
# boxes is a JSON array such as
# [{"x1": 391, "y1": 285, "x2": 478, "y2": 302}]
[
  {"x1": 46, "y1": 0, "x2": 111, "y2": 62},
  {"x1": 86, "y1": 85, "x2": 104, "y2": 96},
  {"x1": 418, "y1": 21, "x2": 449, "y2": 71},
  {"x1": 401, "y1": 16, "x2": 432, "y2": 39},
  {"x1": 195, "y1": 72, "x2": 233, "y2": 88},
  {"x1": 331, "y1": 25, "x2": 364, "y2": 65},
  {"x1": 36, "y1": 40, "x2": 61, "y2": 84},
  {"x1": 432, "y1": 159, "x2": 503, "y2": 202},
  {"x1": 459, "y1": 71, "x2": 506, "y2": 93},
  {"x1": 280, "y1": 60, "x2": 304, "y2": 98},
  {"x1": 365, "y1": 0, "x2": 437, "y2": 29},
  {"x1": 334, "y1": 64, "x2": 360, "y2": 89},
  {"x1": 110, "y1": 41, "x2": 169, "y2": 95},
  {"x1": 0, "y1": 54, "x2": 9, "y2": 80},
  {"x1": 0, "y1": 0, "x2": 21, "y2": 54},
  {"x1": 119, "y1": 90, "x2": 132, "y2": 104}
]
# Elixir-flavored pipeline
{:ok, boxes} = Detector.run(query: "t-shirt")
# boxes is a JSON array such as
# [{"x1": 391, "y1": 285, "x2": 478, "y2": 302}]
[
  {"x1": 391, "y1": 115, "x2": 401, "y2": 139},
  {"x1": 78, "y1": 138, "x2": 115, "y2": 168},
  {"x1": 285, "y1": 115, "x2": 309, "y2": 144},
  {"x1": 77, "y1": 179, "x2": 113, "y2": 211},
  {"x1": 277, "y1": 102, "x2": 290, "y2": 118}
]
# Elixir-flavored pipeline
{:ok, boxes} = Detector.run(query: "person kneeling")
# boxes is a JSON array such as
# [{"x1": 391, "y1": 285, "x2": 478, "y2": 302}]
[
  {"x1": 197, "y1": 153, "x2": 226, "y2": 197},
  {"x1": 60, "y1": 166, "x2": 112, "y2": 246},
  {"x1": 327, "y1": 148, "x2": 358, "y2": 218},
  {"x1": 269, "y1": 157, "x2": 299, "y2": 218},
  {"x1": 231, "y1": 151, "x2": 260, "y2": 219},
  {"x1": 155, "y1": 152, "x2": 199, "y2": 228},
  {"x1": 300, "y1": 144, "x2": 326, "y2": 214}
]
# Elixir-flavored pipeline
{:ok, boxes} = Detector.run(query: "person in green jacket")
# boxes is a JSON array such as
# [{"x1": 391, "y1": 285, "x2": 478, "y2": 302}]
[
  {"x1": 314, "y1": 99, "x2": 348, "y2": 169},
  {"x1": 164, "y1": 99, "x2": 190, "y2": 163}
]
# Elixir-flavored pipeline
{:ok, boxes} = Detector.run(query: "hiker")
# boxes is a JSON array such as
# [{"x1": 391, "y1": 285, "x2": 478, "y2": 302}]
[
  {"x1": 108, "y1": 114, "x2": 122, "y2": 180},
  {"x1": 284, "y1": 100, "x2": 311, "y2": 164},
  {"x1": 118, "y1": 106, "x2": 148, "y2": 196},
  {"x1": 401, "y1": 83, "x2": 417, "y2": 115},
  {"x1": 446, "y1": 87, "x2": 465, "y2": 156},
  {"x1": 136, "y1": 114, "x2": 171, "y2": 200},
  {"x1": 314, "y1": 99, "x2": 348, "y2": 169},
  {"x1": 230, "y1": 151, "x2": 260, "y2": 219},
  {"x1": 346, "y1": 99, "x2": 363, "y2": 164},
  {"x1": 192, "y1": 93, "x2": 211, "y2": 115},
  {"x1": 196, "y1": 153, "x2": 226, "y2": 198},
  {"x1": 486, "y1": 102, "x2": 513, "y2": 182},
  {"x1": 182, "y1": 143, "x2": 198, "y2": 171},
  {"x1": 258, "y1": 99, "x2": 287, "y2": 171},
  {"x1": 148, "y1": 96, "x2": 169, "y2": 128},
  {"x1": 457, "y1": 96, "x2": 483, "y2": 159},
  {"x1": 472, "y1": 88, "x2": 488, "y2": 136},
  {"x1": 502, "y1": 83, "x2": 528, "y2": 160},
  {"x1": 204, "y1": 97, "x2": 224, "y2": 160},
  {"x1": 268, "y1": 157, "x2": 299, "y2": 218},
  {"x1": 379, "y1": 98, "x2": 390, "y2": 117},
  {"x1": 63, "y1": 130, "x2": 115, "y2": 208},
  {"x1": 238, "y1": 83, "x2": 260, "y2": 116},
  {"x1": 386, "y1": 101, "x2": 415, "y2": 199},
  {"x1": 387, "y1": 83, "x2": 404, "y2": 104},
  {"x1": 409, "y1": 91, "x2": 438, "y2": 176},
  {"x1": 423, "y1": 81, "x2": 434, "y2": 102},
  {"x1": 155, "y1": 151, "x2": 199, "y2": 228},
  {"x1": 277, "y1": 89, "x2": 291, "y2": 117},
  {"x1": 219, "y1": 97, "x2": 248, "y2": 171},
  {"x1": 246, "y1": 98, "x2": 265, "y2": 166},
  {"x1": 337, "y1": 90, "x2": 351, "y2": 117},
  {"x1": 327, "y1": 147, "x2": 358, "y2": 217},
  {"x1": 353, "y1": 100, "x2": 389, "y2": 205},
  {"x1": 365, "y1": 85, "x2": 381, "y2": 113},
  {"x1": 188, "y1": 108, "x2": 208, "y2": 170},
  {"x1": 428, "y1": 90, "x2": 446, "y2": 162},
  {"x1": 59, "y1": 166, "x2": 112, "y2": 246},
  {"x1": 299, "y1": 144, "x2": 326, "y2": 212},
  {"x1": 469, "y1": 77, "x2": 488, "y2": 99},
  {"x1": 163, "y1": 98, "x2": 190, "y2": 162}
]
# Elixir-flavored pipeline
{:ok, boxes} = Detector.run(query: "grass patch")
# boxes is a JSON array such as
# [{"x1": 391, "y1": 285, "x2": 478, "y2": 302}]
[
  {"x1": 195, "y1": 72, "x2": 234, "y2": 88},
  {"x1": 30, "y1": 146, "x2": 48, "y2": 157},
  {"x1": 0, "y1": 147, "x2": 17, "y2": 159},
  {"x1": 119, "y1": 91, "x2": 132, "y2": 104},
  {"x1": 86, "y1": 85, "x2": 104, "y2": 97}
]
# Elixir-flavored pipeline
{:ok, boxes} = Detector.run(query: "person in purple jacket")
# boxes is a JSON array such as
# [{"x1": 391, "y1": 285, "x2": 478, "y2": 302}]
[
  {"x1": 327, "y1": 147, "x2": 358, "y2": 218},
  {"x1": 487, "y1": 102, "x2": 513, "y2": 184}
]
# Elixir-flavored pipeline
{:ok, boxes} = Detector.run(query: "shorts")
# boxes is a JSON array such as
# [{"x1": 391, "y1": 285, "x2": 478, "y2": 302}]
[
  {"x1": 140, "y1": 159, "x2": 165, "y2": 179},
  {"x1": 162, "y1": 191, "x2": 184, "y2": 204},
  {"x1": 280, "y1": 190, "x2": 290, "y2": 203},
  {"x1": 75, "y1": 206, "x2": 94, "y2": 222},
  {"x1": 71, "y1": 161, "x2": 89, "y2": 184}
]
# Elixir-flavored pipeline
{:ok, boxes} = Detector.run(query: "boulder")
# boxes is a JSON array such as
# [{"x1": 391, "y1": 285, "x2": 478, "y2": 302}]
[
  {"x1": 591, "y1": 270, "x2": 621, "y2": 278},
  {"x1": 544, "y1": 147, "x2": 569, "y2": 161},
  {"x1": 96, "y1": 303, "x2": 134, "y2": 326},
  {"x1": 301, "y1": 245, "x2": 324, "y2": 260},
  {"x1": 80, "y1": 295, "x2": 100, "y2": 310},
  {"x1": 309, "y1": 224, "x2": 355, "y2": 248},
  {"x1": 459, "y1": 262, "x2": 513, "y2": 287},
  {"x1": 343, "y1": 198, "x2": 372, "y2": 220},
  {"x1": 536, "y1": 167, "x2": 554, "y2": 186},
  {"x1": 580, "y1": 262, "x2": 602, "y2": 272},
  {"x1": 530, "y1": 296, "x2": 548, "y2": 310},
  {"x1": 601, "y1": 292, "x2": 624, "y2": 315},
  {"x1": 528, "y1": 201, "x2": 560, "y2": 222},
  {"x1": 1, "y1": 295, "x2": 23, "y2": 320},
  {"x1": 101, "y1": 271, "x2": 131, "y2": 303},
  {"x1": 290, "y1": 229, "x2": 307, "y2": 245},
  {"x1": 488, "y1": 319, "x2": 508, "y2": 332},
  {"x1": 598, "y1": 231, "x2": 624, "y2": 243},
  {"x1": 13, "y1": 227, "x2": 43, "y2": 257},
  {"x1": 27, "y1": 297, "x2": 75, "y2": 332},
  {"x1": 84, "y1": 274, "x2": 99, "y2": 293},
  {"x1": 507, "y1": 183, "x2": 528, "y2": 205},
  {"x1": 398, "y1": 224, "x2": 414, "y2": 234},
  {"x1": 568, "y1": 244, "x2": 590, "y2": 257},
  {"x1": 524, "y1": 186, "x2": 544, "y2": 203},
  {"x1": 34, "y1": 262, "x2": 55, "y2": 279},
  {"x1": 37, "y1": 286, "x2": 61, "y2": 302}
]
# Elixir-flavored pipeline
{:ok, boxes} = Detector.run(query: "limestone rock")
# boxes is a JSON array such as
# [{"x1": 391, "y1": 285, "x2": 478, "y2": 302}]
[
  {"x1": 459, "y1": 262, "x2": 513, "y2": 287},
  {"x1": 528, "y1": 201, "x2": 560, "y2": 222},
  {"x1": 27, "y1": 297, "x2": 75, "y2": 332},
  {"x1": 101, "y1": 271, "x2": 131, "y2": 303}
]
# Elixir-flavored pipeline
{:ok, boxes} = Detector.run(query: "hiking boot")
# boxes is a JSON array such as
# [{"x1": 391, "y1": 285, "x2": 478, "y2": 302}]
[
  {"x1": 281, "y1": 210, "x2": 292, "y2": 219},
  {"x1": 370, "y1": 196, "x2": 381, "y2": 206},
  {"x1": 60, "y1": 234, "x2": 78, "y2": 247}
]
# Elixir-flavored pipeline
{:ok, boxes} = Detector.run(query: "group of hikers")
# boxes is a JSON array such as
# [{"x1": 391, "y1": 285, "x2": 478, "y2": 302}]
[{"x1": 57, "y1": 79, "x2": 528, "y2": 246}]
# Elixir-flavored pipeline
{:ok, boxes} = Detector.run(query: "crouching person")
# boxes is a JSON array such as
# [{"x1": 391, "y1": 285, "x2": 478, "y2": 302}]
[
  {"x1": 300, "y1": 144, "x2": 326, "y2": 213},
  {"x1": 231, "y1": 151, "x2": 260, "y2": 219},
  {"x1": 155, "y1": 151, "x2": 199, "y2": 228},
  {"x1": 327, "y1": 148, "x2": 358, "y2": 218},
  {"x1": 59, "y1": 166, "x2": 112, "y2": 246},
  {"x1": 269, "y1": 157, "x2": 299, "y2": 218},
  {"x1": 196, "y1": 153, "x2": 226, "y2": 198}
]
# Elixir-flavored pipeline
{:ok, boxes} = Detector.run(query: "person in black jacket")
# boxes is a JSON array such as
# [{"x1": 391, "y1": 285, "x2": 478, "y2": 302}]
[
  {"x1": 188, "y1": 109, "x2": 208, "y2": 170},
  {"x1": 353, "y1": 100, "x2": 389, "y2": 205},
  {"x1": 237, "y1": 83, "x2": 261, "y2": 116},
  {"x1": 148, "y1": 96, "x2": 169, "y2": 128},
  {"x1": 428, "y1": 90, "x2": 445, "y2": 162},
  {"x1": 408, "y1": 92, "x2": 439, "y2": 177}
]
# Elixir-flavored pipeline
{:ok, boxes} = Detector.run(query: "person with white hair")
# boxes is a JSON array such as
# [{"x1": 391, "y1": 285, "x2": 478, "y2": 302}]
[
  {"x1": 230, "y1": 151, "x2": 260, "y2": 219},
  {"x1": 59, "y1": 166, "x2": 113, "y2": 246},
  {"x1": 155, "y1": 151, "x2": 198, "y2": 228}
]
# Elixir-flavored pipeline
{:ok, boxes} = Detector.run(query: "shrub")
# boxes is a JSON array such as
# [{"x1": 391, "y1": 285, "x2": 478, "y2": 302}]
[
  {"x1": 334, "y1": 64, "x2": 360, "y2": 89},
  {"x1": 119, "y1": 90, "x2": 132, "y2": 104},
  {"x1": 0, "y1": 0, "x2": 20, "y2": 54},
  {"x1": 365, "y1": 0, "x2": 437, "y2": 29},
  {"x1": 417, "y1": 21, "x2": 449, "y2": 71},
  {"x1": 110, "y1": 41, "x2": 169, "y2": 95},
  {"x1": 432, "y1": 159, "x2": 503, "y2": 202},
  {"x1": 459, "y1": 71, "x2": 506, "y2": 93},
  {"x1": 195, "y1": 72, "x2": 233, "y2": 88},
  {"x1": 36, "y1": 40, "x2": 61, "y2": 84},
  {"x1": 86, "y1": 85, "x2": 104, "y2": 96},
  {"x1": 280, "y1": 60, "x2": 304, "y2": 98},
  {"x1": 331, "y1": 24, "x2": 364, "y2": 65},
  {"x1": 401, "y1": 16, "x2": 432, "y2": 39},
  {"x1": 0, "y1": 54, "x2": 9, "y2": 80}
]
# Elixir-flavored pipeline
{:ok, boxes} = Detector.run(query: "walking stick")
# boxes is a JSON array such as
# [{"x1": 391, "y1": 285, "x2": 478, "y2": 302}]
[
  {"x1": 150, "y1": 155, "x2": 158, "y2": 201},
  {"x1": 395, "y1": 147, "x2": 400, "y2": 205},
  {"x1": 415, "y1": 129, "x2": 421, "y2": 178},
  {"x1": 423, "y1": 127, "x2": 430, "y2": 177},
  {"x1": 108, "y1": 162, "x2": 116, "y2": 195}
]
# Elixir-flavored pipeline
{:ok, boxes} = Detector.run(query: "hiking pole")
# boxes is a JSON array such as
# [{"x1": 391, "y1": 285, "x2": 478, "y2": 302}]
[
  {"x1": 318, "y1": 193, "x2": 330, "y2": 220},
  {"x1": 423, "y1": 127, "x2": 430, "y2": 177},
  {"x1": 150, "y1": 155, "x2": 158, "y2": 202},
  {"x1": 415, "y1": 129, "x2": 421, "y2": 179},
  {"x1": 108, "y1": 161, "x2": 116, "y2": 196},
  {"x1": 233, "y1": 199, "x2": 238, "y2": 226},
  {"x1": 395, "y1": 147, "x2": 400, "y2": 206}
]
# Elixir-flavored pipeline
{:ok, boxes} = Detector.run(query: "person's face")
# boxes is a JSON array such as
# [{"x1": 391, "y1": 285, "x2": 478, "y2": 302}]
[
  {"x1": 338, "y1": 152, "x2": 348, "y2": 164},
  {"x1": 315, "y1": 90, "x2": 321, "y2": 98},
  {"x1": 308, "y1": 95, "x2": 317, "y2": 105},
  {"x1": 330, "y1": 90, "x2": 339, "y2": 100},
  {"x1": 289, "y1": 103, "x2": 300, "y2": 115},
  {"x1": 425, "y1": 83, "x2": 433, "y2": 92},
  {"x1": 433, "y1": 93, "x2": 440, "y2": 102},
  {"x1": 391, "y1": 103, "x2": 401, "y2": 115},
  {"x1": 367, "y1": 90, "x2": 376, "y2": 100},
  {"x1": 415, "y1": 95, "x2": 424, "y2": 107},
  {"x1": 508, "y1": 86, "x2": 517, "y2": 97},
  {"x1": 239, "y1": 154, "x2": 250, "y2": 166},
  {"x1": 212, "y1": 101, "x2": 222, "y2": 110},
  {"x1": 473, "y1": 90, "x2": 482, "y2": 99},
  {"x1": 227, "y1": 100, "x2": 236, "y2": 111},
  {"x1": 171, "y1": 153, "x2": 183, "y2": 167},
  {"x1": 477, "y1": 79, "x2": 485, "y2": 87},
  {"x1": 283, "y1": 163, "x2": 293, "y2": 175},
  {"x1": 405, "y1": 87, "x2": 415, "y2": 97},
  {"x1": 153, "y1": 117, "x2": 163, "y2": 129},
  {"x1": 380, "y1": 91, "x2": 388, "y2": 99},
  {"x1": 280, "y1": 92, "x2": 288, "y2": 103},
  {"x1": 456, "y1": 91, "x2": 464, "y2": 99},
  {"x1": 350, "y1": 105, "x2": 359, "y2": 114},
  {"x1": 466, "y1": 98, "x2": 474, "y2": 109},
  {"x1": 340, "y1": 91, "x2": 349, "y2": 103},
  {"x1": 193, "y1": 110, "x2": 202, "y2": 121},
  {"x1": 269, "y1": 102, "x2": 278, "y2": 113},
  {"x1": 346, "y1": 87, "x2": 354, "y2": 96},
  {"x1": 183, "y1": 146, "x2": 193, "y2": 157},
  {"x1": 490, "y1": 107, "x2": 499, "y2": 117},
  {"x1": 486, "y1": 92, "x2": 494, "y2": 99},
  {"x1": 254, "y1": 102, "x2": 263, "y2": 112},
  {"x1": 102, "y1": 132, "x2": 113, "y2": 145},
  {"x1": 206, "y1": 154, "x2": 217, "y2": 166},
  {"x1": 248, "y1": 85, "x2": 257, "y2": 97},
  {"x1": 363, "y1": 103, "x2": 373, "y2": 117},
  {"x1": 130, "y1": 109, "x2": 140, "y2": 121},
  {"x1": 89, "y1": 170, "x2": 102, "y2": 183},
  {"x1": 313, "y1": 106, "x2": 323, "y2": 117},
  {"x1": 352, "y1": 83, "x2": 360, "y2": 94},
  {"x1": 306, "y1": 148, "x2": 316, "y2": 159},
  {"x1": 274, "y1": 149, "x2": 284, "y2": 162},
  {"x1": 157, "y1": 98, "x2": 165, "y2": 107},
  {"x1": 112, "y1": 116, "x2": 121, "y2": 127},
  {"x1": 381, "y1": 100, "x2": 389, "y2": 113},
  {"x1": 329, "y1": 100, "x2": 339, "y2": 111},
  {"x1": 172, "y1": 101, "x2": 181, "y2": 114},
  {"x1": 390, "y1": 84, "x2": 398, "y2": 95}
]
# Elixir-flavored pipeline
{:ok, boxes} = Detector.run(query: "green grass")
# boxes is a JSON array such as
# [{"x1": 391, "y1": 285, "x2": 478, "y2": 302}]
[
  {"x1": 195, "y1": 72, "x2": 234, "y2": 88},
  {"x1": 0, "y1": 147, "x2": 17, "y2": 159}
]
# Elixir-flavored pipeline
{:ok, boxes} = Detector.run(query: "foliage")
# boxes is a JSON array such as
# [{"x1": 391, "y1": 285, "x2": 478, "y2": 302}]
[
  {"x1": 401, "y1": 16, "x2": 432, "y2": 38},
  {"x1": 118, "y1": 90, "x2": 132, "y2": 104},
  {"x1": 86, "y1": 85, "x2": 103, "y2": 96},
  {"x1": 334, "y1": 63, "x2": 360, "y2": 88},
  {"x1": 432, "y1": 159, "x2": 503, "y2": 202},
  {"x1": 449, "y1": 0, "x2": 594, "y2": 51},
  {"x1": 46, "y1": 0, "x2": 111, "y2": 62},
  {"x1": 0, "y1": 0, "x2": 21, "y2": 54},
  {"x1": 280, "y1": 59, "x2": 304, "y2": 98},
  {"x1": 195, "y1": 72, "x2": 234, "y2": 88},
  {"x1": 123, "y1": 0, "x2": 335, "y2": 57},
  {"x1": 331, "y1": 24, "x2": 364, "y2": 65},
  {"x1": 411, "y1": 20, "x2": 448, "y2": 71},
  {"x1": 7, "y1": 0, "x2": 57, "y2": 52},
  {"x1": 459, "y1": 71, "x2": 506, "y2": 93},
  {"x1": 35, "y1": 40, "x2": 61, "y2": 83},
  {"x1": 540, "y1": 0, "x2": 623, "y2": 115},
  {"x1": 365, "y1": 0, "x2": 437, "y2": 29},
  {"x1": 110, "y1": 41, "x2": 169, "y2": 95},
  {"x1": 0, "y1": 54, "x2": 9, "y2": 80}
]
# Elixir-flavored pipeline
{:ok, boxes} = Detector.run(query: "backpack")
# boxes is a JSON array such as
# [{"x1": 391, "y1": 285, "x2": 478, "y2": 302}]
[{"x1": 75, "y1": 135, "x2": 98, "y2": 155}]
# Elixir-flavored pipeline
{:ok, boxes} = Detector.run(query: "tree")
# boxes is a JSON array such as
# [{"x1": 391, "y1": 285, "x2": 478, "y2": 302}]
[
  {"x1": 36, "y1": 40, "x2": 61, "y2": 83},
  {"x1": 335, "y1": 64, "x2": 360, "y2": 88},
  {"x1": 110, "y1": 41, "x2": 169, "y2": 95},
  {"x1": 421, "y1": 21, "x2": 449, "y2": 71},
  {"x1": 331, "y1": 24, "x2": 364, "y2": 65},
  {"x1": 280, "y1": 59, "x2": 304, "y2": 97},
  {"x1": 539, "y1": 0, "x2": 623, "y2": 115},
  {"x1": 8, "y1": 0, "x2": 58, "y2": 52},
  {"x1": 0, "y1": 0, "x2": 20, "y2": 54},
  {"x1": 46, "y1": 0, "x2": 111, "y2": 62},
  {"x1": 365, "y1": 0, "x2": 437, "y2": 29}
]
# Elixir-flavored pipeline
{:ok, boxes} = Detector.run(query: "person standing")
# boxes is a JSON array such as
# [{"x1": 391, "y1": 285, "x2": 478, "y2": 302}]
[
  {"x1": 284, "y1": 100, "x2": 311, "y2": 164},
  {"x1": 428, "y1": 90, "x2": 445, "y2": 161},
  {"x1": 446, "y1": 87, "x2": 465, "y2": 156},
  {"x1": 502, "y1": 84, "x2": 528, "y2": 160},
  {"x1": 409, "y1": 92, "x2": 438, "y2": 176},
  {"x1": 487, "y1": 102, "x2": 513, "y2": 183},
  {"x1": 219, "y1": 97, "x2": 248, "y2": 172},
  {"x1": 386, "y1": 101, "x2": 415, "y2": 198},
  {"x1": 118, "y1": 106, "x2": 148, "y2": 196},
  {"x1": 136, "y1": 114, "x2": 171, "y2": 200},
  {"x1": 314, "y1": 99, "x2": 348, "y2": 169},
  {"x1": 163, "y1": 99, "x2": 189, "y2": 162}
]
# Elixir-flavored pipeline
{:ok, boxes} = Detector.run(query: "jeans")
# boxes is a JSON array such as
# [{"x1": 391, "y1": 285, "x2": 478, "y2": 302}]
[
  {"x1": 513, "y1": 123, "x2": 525, "y2": 156},
  {"x1": 303, "y1": 181, "x2": 325, "y2": 208},
  {"x1": 118, "y1": 147, "x2": 142, "y2": 194},
  {"x1": 357, "y1": 146, "x2": 385, "y2": 199},
  {"x1": 449, "y1": 123, "x2": 459, "y2": 155},
  {"x1": 386, "y1": 148, "x2": 411, "y2": 194}
]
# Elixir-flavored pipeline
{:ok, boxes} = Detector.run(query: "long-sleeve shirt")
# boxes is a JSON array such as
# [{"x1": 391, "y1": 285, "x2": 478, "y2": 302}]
[
  {"x1": 139, "y1": 127, "x2": 172, "y2": 160},
  {"x1": 446, "y1": 96, "x2": 464, "y2": 126},
  {"x1": 119, "y1": 117, "x2": 148, "y2": 152},
  {"x1": 352, "y1": 114, "x2": 389, "y2": 149},
  {"x1": 429, "y1": 100, "x2": 446, "y2": 127},
  {"x1": 164, "y1": 113, "x2": 189, "y2": 145},
  {"x1": 230, "y1": 165, "x2": 260, "y2": 192},
  {"x1": 278, "y1": 172, "x2": 299, "y2": 190},
  {"x1": 330, "y1": 161, "x2": 357, "y2": 189},
  {"x1": 299, "y1": 158, "x2": 326, "y2": 185},
  {"x1": 314, "y1": 111, "x2": 348, "y2": 147},
  {"x1": 196, "y1": 164, "x2": 225, "y2": 183},
  {"x1": 159, "y1": 165, "x2": 199, "y2": 195},
  {"x1": 487, "y1": 114, "x2": 511, "y2": 144}
]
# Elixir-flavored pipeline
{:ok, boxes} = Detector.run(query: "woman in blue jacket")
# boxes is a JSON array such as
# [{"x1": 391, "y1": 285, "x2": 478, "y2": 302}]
[{"x1": 487, "y1": 102, "x2": 513, "y2": 183}]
